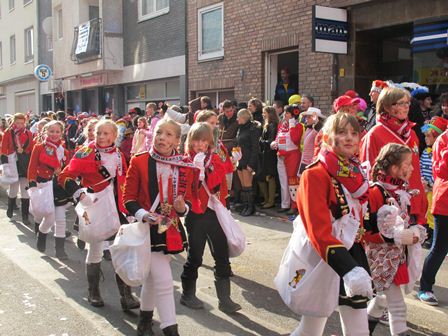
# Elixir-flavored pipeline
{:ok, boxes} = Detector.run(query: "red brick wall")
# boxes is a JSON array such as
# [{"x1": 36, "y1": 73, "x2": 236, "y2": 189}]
[{"x1": 187, "y1": 0, "x2": 336, "y2": 113}]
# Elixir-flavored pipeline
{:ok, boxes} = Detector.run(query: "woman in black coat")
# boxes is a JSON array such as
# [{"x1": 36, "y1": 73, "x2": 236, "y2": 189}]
[
  {"x1": 258, "y1": 106, "x2": 279, "y2": 209},
  {"x1": 236, "y1": 108, "x2": 261, "y2": 216}
]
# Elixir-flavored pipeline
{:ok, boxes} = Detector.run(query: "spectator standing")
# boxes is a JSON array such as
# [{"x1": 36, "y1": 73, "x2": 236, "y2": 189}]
[
  {"x1": 365, "y1": 80, "x2": 389, "y2": 132},
  {"x1": 411, "y1": 86, "x2": 433, "y2": 121},
  {"x1": 248, "y1": 98, "x2": 264, "y2": 123},
  {"x1": 258, "y1": 106, "x2": 279, "y2": 209},
  {"x1": 146, "y1": 102, "x2": 161, "y2": 149},
  {"x1": 274, "y1": 68, "x2": 298, "y2": 106},
  {"x1": 300, "y1": 94, "x2": 314, "y2": 113},
  {"x1": 436, "y1": 92, "x2": 448, "y2": 119}
]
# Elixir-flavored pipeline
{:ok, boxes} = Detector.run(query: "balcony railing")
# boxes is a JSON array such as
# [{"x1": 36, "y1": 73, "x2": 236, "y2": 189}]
[{"x1": 71, "y1": 18, "x2": 102, "y2": 64}]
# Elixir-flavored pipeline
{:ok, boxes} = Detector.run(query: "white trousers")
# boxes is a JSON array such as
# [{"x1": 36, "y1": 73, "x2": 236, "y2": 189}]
[
  {"x1": 37, "y1": 203, "x2": 70, "y2": 238},
  {"x1": 226, "y1": 172, "x2": 233, "y2": 192},
  {"x1": 368, "y1": 284, "x2": 407, "y2": 335},
  {"x1": 86, "y1": 241, "x2": 105, "y2": 264},
  {"x1": 140, "y1": 252, "x2": 176, "y2": 329},
  {"x1": 291, "y1": 307, "x2": 369, "y2": 336},
  {"x1": 8, "y1": 177, "x2": 29, "y2": 199},
  {"x1": 277, "y1": 157, "x2": 290, "y2": 209}
]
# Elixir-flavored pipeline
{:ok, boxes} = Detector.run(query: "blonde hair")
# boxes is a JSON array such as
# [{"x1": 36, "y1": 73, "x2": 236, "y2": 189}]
[
  {"x1": 13, "y1": 113, "x2": 26, "y2": 122},
  {"x1": 321, "y1": 113, "x2": 360, "y2": 149},
  {"x1": 376, "y1": 87, "x2": 410, "y2": 115},
  {"x1": 154, "y1": 119, "x2": 181, "y2": 139},
  {"x1": 237, "y1": 108, "x2": 252, "y2": 123},
  {"x1": 196, "y1": 110, "x2": 217, "y2": 123},
  {"x1": 95, "y1": 119, "x2": 118, "y2": 140},
  {"x1": 44, "y1": 120, "x2": 64, "y2": 133},
  {"x1": 83, "y1": 118, "x2": 99, "y2": 139},
  {"x1": 186, "y1": 122, "x2": 213, "y2": 152}
]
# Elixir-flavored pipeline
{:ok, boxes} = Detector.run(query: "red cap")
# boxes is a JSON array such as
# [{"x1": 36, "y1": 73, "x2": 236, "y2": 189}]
[
  {"x1": 344, "y1": 90, "x2": 358, "y2": 98},
  {"x1": 427, "y1": 117, "x2": 448, "y2": 135},
  {"x1": 333, "y1": 95, "x2": 361, "y2": 113}
]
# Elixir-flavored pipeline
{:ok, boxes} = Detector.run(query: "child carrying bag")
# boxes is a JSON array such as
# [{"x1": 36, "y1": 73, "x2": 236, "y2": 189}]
[{"x1": 29, "y1": 181, "x2": 55, "y2": 218}]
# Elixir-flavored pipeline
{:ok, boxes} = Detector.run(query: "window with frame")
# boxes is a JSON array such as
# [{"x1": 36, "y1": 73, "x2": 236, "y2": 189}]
[
  {"x1": 9, "y1": 0, "x2": 14, "y2": 11},
  {"x1": 24, "y1": 26, "x2": 33, "y2": 62},
  {"x1": 10, "y1": 35, "x2": 15, "y2": 64},
  {"x1": 57, "y1": 8, "x2": 63, "y2": 39},
  {"x1": 138, "y1": 0, "x2": 169, "y2": 22},
  {"x1": 198, "y1": 2, "x2": 224, "y2": 61}
]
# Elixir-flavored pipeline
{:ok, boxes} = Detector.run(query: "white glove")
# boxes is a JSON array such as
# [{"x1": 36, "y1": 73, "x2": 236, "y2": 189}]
[
  {"x1": 288, "y1": 118, "x2": 296, "y2": 128},
  {"x1": 343, "y1": 266, "x2": 373, "y2": 299},
  {"x1": 79, "y1": 193, "x2": 94, "y2": 207},
  {"x1": 377, "y1": 204, "x2": 401, "y2": 238},
  {"x1": 270, "y1": 141, "x2": 278, "y2": 150},
  {"x1": 409, "y1": 225, "x2": 427, "y2": 244},
  {"x1": 193, "y1": 152, "x2": 206, "y2": 170},
  {"x1": 393, "y1": 228, "x2": 415, "y2": 246}
]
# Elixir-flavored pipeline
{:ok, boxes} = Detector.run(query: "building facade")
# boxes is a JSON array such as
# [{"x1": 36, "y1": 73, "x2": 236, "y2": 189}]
[
  {"x1": 187, "y1": 0, "x2": 448, "y2": 112},
  {"x1": 0, "y1": 0, "x2": 42, "y2": 117},
  {"x1": 52, "y1": 0, "x2": 187, "y2": 116}
]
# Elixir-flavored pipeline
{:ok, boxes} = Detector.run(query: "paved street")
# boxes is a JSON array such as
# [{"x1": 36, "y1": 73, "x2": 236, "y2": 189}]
[{"x1": 0, "y1": 192, "x2": 447, "y2": 336}]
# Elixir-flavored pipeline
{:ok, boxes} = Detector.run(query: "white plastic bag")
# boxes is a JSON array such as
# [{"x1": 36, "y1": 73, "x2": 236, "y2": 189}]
[
  {"x1": 0, "y1": 153, "x2": 19, "y2": 185},
  {"x1": 274, "y1": 217, "x2": 340, "y2": 317},
  {"x1": 75, "y1": 185, "x2": 121, "y2": 243},
  {"x1": 110, "y1": 221, "x2": 151, "y2": 287},
  {"x1": 29, "y1": 181, "x2": 55, "y2": 218}
]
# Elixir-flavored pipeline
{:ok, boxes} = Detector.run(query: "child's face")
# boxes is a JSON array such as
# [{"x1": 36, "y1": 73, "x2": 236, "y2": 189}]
[
  {"x1": 47, "y1": 125, "x2": 62, "y2": 143},
  {"x1": 206, "y1": 115, "x2": 218, "y2": 129},
  {"x1": 191, "y1": 139, "x2": 209, "y2": 154},
  {"x1": 424, "y1": 131, "x2": 437, "y2": 147},
  {"x1": 390, "y1": 153, "x2": 413, "y2": 181},
  {"x1": 153, "y1": 124, "x2": 180, "y2": 156},
  {"x1": 95, "y1": 125, "x2": 116, "y2": 147},
  {"x1": 330, "y1": 122, "x2": 359, "y2": 160},
  {"x1": 305, "y1": 115, "x2": 315, "y2": 126}
]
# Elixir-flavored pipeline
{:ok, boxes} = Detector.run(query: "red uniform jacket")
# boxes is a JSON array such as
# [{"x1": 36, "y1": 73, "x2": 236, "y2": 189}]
[
  {"x1": 1, "y1": 128, "x2": 34, "y2": 155},
  {"x1": 28, "y1": 142, "x2": 68, "y2": 183},
  {"x1": 359, "y1": 123, "x2": 427, "y2": 224},
  {"x1": 431, "y1": 130, "x2": 448, "y2": 216},
  {"x1": 185, "y1": 152, "x2": 228, "y2": 214},
  {"x1": 297, "y1": 161, "x2": 361, "y2": 276}
]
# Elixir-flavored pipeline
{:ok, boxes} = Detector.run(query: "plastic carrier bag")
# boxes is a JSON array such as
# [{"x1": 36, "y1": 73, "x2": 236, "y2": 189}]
[
  {"x1": 0, "y1": 153, "x2": 19, "y2": 185},
  {"x1": 29, "y1": 181, "x2": 55, "y2": 218}
]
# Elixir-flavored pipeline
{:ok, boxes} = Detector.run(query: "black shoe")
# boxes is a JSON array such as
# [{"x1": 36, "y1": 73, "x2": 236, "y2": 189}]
[
  {"x1": 7, "y1": 197, "x2": 16, "y2": 218},
  {"x1": 36, "y1": 231, "x2": 47, "y2": 253},
  {"x1": 240, "y1": 188, "x2": 255, "y2": 216},
  {"x1": 65, "y1": 230, "x2": 72, "y2": 238},
  {"x1": 86, "y1": 263, "x2": 104, "y2": 307},
  {"x1": 180, "y1": 278, "x2": 204, "y2": 309},
  {"x1": 55, "y1": 237, "x2": 68, "y2": 261},
  {"x1": 215, "y1": 278, "x2": 241, "y2": 314},
  {"x1": 116, "y1": 274, "x2": 140, "y2": 311},
  {"x1": 162, "y1": 324, "x2": 179, "y2": 336},
  {"x1": 137, "y1": 310, "x2": 154, "y2": 336}
]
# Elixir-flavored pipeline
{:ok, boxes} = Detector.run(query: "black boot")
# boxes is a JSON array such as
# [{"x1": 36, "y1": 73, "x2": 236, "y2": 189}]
[
  {"x1": 86, "y1": 263, "x2": 104, "y2": 307},
  {"x1": 34, "y1": 222, "x2": 39, "y2": 235},
  {"x1": 21, "y1": 198, "x2": 30, "y2": 225},
  {"x1": 55, "y1": 237, "x2": 68, "y2": 261},
  {"x1": 137, "y1": 310, "x2": 154, "y2": 336},
  {"x1": 241, "y1": 188, "x2": 255, "y2": 216},
  {"x1": 36, "y1": 231, "x2": 47, "y2": 252},
  {"x1": 116, "y1": 274, "x2": 140, "y2": 311},
  {"x1": 238, "y1": 189, "x2": 248, "y2": 215},
  {"x1": 214, "y1": 278, "x2": 241, "y2": 314},
  {"x1": 180, "y1": 278, "x2": 204, "y2": 309},
  {"x1": 162, "y1": 324, "x2": 179, "y2": 336},
  {"x1": 7, "y1": 197, "x2": 16, "y2": 218}
]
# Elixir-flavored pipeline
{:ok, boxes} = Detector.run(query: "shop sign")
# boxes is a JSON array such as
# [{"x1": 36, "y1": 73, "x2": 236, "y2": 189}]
[
  {"x1": 416, "y1": 67, "x2": 448, "y2": 85},
  {"x1": 34, "y1": 64, "x2": 52, "y2": 81},
  {"x1": 80, "y1": 75, "x2": 104, "y2": 88},
  {"x1": 312, "y1": 5, "x2": 348, "y2": 54}
]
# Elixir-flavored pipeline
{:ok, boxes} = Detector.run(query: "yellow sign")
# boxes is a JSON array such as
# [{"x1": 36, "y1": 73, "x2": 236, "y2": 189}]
[{"x1": 417, "y1": 67, "x2": 448, "y2": 85}]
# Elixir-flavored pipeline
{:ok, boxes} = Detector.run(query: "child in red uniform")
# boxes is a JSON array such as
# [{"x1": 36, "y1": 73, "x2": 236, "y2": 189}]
[
  {"x1": 1, "y1": 113, "x2": 34, "y2": 224},
  {"x1": 364, "y1": 143, "x2": 426, "y2": 335},
  {"x1": 181, "y1": 122, "x2": 241, "y2": 314},
  {"x1": 58, "y1": 119, "x2": 139, "y2": 311},
  {"x1": 124, "y1": 119, "x2": 189, "y2": 336},
  {"x1": 28, "y1": 121, "x2": 71, "y2": 259},
  {"x1": 288, "y1": 113, "x2": 372, "y2": 336}
]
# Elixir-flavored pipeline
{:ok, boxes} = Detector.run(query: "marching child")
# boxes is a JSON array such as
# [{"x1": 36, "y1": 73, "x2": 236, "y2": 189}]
[
  {"x1": 181, "y1": 122, "x2": 241, "y2": 314},
  {"x1": 364, "y1": 143, "x2": 426, "y2": 336},
  {"x1": 124, "y1": 119, "x2": 190, "y2": 336},
  {"x1": 28, "y1": 121, "x2": 71, "y2": 259},
  {"x1": 287, "y1": 113, "x2": 372, "y2": 336}
]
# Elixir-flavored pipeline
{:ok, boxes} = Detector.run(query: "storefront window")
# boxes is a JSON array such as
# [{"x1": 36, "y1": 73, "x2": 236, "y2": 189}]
[{"x1": 127, "y1": 85, "x2": 145, "y2": 100}]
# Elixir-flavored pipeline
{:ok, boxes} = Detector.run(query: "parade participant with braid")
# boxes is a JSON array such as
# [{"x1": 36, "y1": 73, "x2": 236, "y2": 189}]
[
  {"x1": 364, "y1": 143, "x2": 426, "y2": 336},
  {"x1": 58, "y1": 119, "x2": 140, "y2": 311},
  {"x1": 28, "y1": 121, "x2": 71, "y2": 260},
  {"x1": 1, "y1": 113, "x2": 34, "y2": 225},
  {"x1": 288, "y1": 113, "x2": 372, "y2": 336},
  {"x1": 181, "y1": 122, "x2": 241, "y2": 314}
]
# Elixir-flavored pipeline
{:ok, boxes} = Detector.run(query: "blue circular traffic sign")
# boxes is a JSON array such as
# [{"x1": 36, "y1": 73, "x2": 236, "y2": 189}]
[{"x1": 34, "y1": 64, "x2": 52, "y2": 81}]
